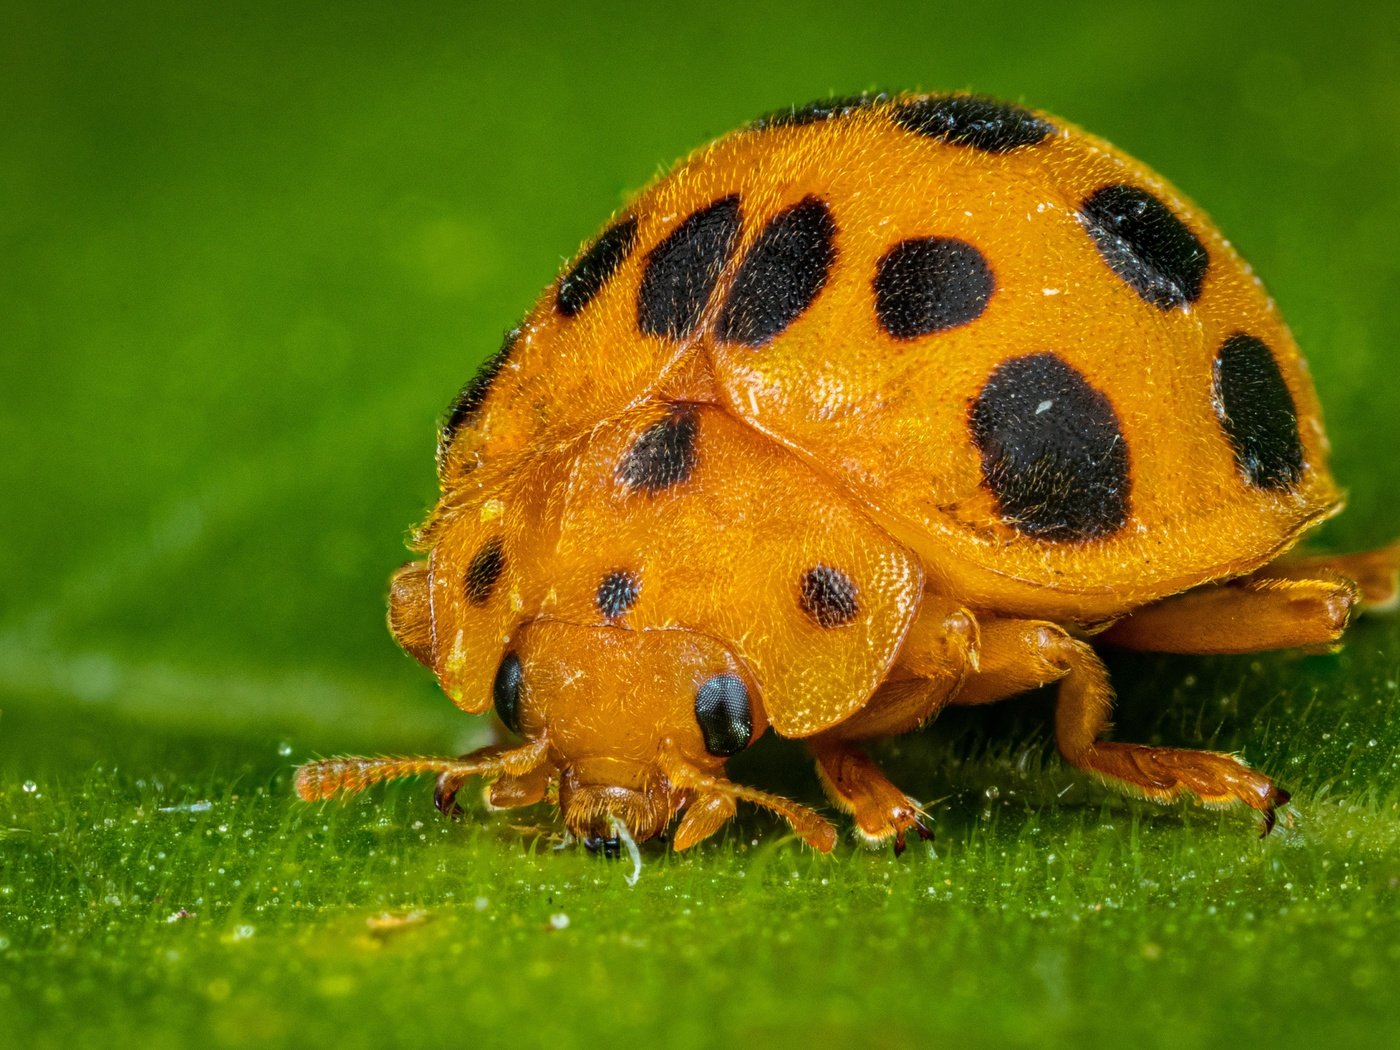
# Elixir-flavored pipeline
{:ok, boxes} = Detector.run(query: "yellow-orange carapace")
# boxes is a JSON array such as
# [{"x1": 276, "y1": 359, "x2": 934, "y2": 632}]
[{"x1": 298, "y1": 93, "x2": 1396, "y2": 853}]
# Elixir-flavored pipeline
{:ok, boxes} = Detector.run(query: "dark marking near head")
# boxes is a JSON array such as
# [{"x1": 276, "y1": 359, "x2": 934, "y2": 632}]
[
  {"x1": 874, "y1": 237, "x2": 995, "y2": 339},
  {"x1": 616, "y1": 405, "x2": 699, "y2": 492},
  {"x1": 556, "y1": 216, "x2": 638, "y2": 318},
  {"x1": 465, "y1": 537, "x2": 505, "y2": 605},
  {"x1": 892, "y1": 95, "x2": 1055, "y2": 153},
  {"x1": 716, "y1": 196, "x2": 836, "y2": 346},
  {"x1": 694, "y1": 674, "x2": 753, "y2": 757},
  {"x1": 493, "y1": 652, "x2": 523, "y2": 735},
  {"x1": 438, "y1": 327, "x2": 521, "y2": 469},
  {"x1": 1080, "y1": 185, "x2": 1208, "y2": 310},
  {"x1": 751, "y1": 93, "x2": 889, "y2": 130},
  {"x1": 596, "y1": 569, "x2": 641, "y2": 618},
  {"x1": 970, "y1": 353, "x2": 1130, "y2": 540},
  {"x1": 799, "y1": 565, "x2": 860, "y2": 628},
  {"x1": 637, "y1": 196, "x2": 742, "y2": 340},
  {"x1": 583, "y1": 835, "x2": 623, "y2": 859},
  {"x1": 1213, "y1": 333, "x2": 1304, "y2": 490}
]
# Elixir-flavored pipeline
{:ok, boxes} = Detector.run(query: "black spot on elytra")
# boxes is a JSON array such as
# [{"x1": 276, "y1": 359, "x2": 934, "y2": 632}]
[
  {"x1": 465, "y1": 538, "x2": 505, "y2": 605},
  {"x1": 596, "y1": 569, "x2": 641, "y2": 618},
  {"x1": 874, "y1": 237, "x2": 995, "y2": 339},
  {"x1": 892, "y1": 95, "x2": 1055, "y2": 153},
  {"x1": 750, "y1": 93, "x2": 889, "y2": 130},
  {"x1": 799, "y1": 565, "x2": 860, "y2": 628},
  {"x1": 617, "y1": 406, "x2": 699, "y2": 492},
  {"x1": 694, "y1": 674, "x2": 753, "y2": 757},
  {"x1": 556, "y1": 216, "x2": 638, "y2": 317},
  {"x1": 970, "y1": 353, "x2": 1130, "y2": 541},
  {"x1": 1213, "y1": 333, "x2": 1304, "y2": 490},
  {"x1": 637, "y1": 196, "x2": 742, "y2": 340},
  {"x1": 1080, "y1": 185, "x2": 1209, "y2": 310},
  {"x1": 716, "y1": 196, "x2": 836, "y2": 346},
  {"x1": 438, "y1": 327, "x2": 520, "y2": 467},
  {"x1": 493, "y1": 652, "x2": 523, "y2": 734}
]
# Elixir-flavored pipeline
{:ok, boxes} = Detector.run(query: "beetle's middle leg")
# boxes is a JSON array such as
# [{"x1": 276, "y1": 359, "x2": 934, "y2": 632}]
[
  {"x1": 806, "y1": 597, "x2": 977, "y2": 852},
  {"x1": 957, "y1": 619, "x2": 1290, "y2": 834}
]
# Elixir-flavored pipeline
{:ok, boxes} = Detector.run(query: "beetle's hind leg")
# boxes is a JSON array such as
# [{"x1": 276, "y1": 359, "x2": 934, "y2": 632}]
[
  {"x1": 1097, "y1": 543, "x2": 1399, "y2": 656},
  {"x1": 958, "y1": 620, "x2": 1289, "y2": 834},
  {"x1": 1270, "y1": 544, "x2": 1400, "y2": 613},
  {"x1": 1096, "y1": 575, "x2": 1359, "y2": 655}
]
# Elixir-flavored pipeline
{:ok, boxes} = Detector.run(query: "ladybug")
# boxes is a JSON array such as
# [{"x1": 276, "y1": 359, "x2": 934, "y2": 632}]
[{"x1": 298, "y1": 93, "x2": 1397, "y2": 853}]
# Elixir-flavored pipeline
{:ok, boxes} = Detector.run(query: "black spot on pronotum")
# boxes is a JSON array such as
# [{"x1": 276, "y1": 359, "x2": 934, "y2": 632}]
[
  {"x1": 970, "y1": 353, "x2": 1130, "y2": 540},
  {"x1": 438, "y1": 327, "x2": 521, "y2": 467},
  {"x1": 556, "y1": 216, "x2": 639, "y2": 318},
  {"x1": 1213, "y1": 333, "x2": 1304, "y2": 490},
  {"x1": 694, "y1": 673, "x2": 753, "y2": 757},
  {"x1": 750, "y1": 93, "x2": 889, "y2": 130},
  {"x1": 637, "y1": 196, "x2": 743, "y2": 340},
  {"x1": 1080, "y1": 184, "x2": 1209, "y2": 310},
  {"x1": 799, "y1": 565, "x2": 860, "y2": 628},
  {"x1": 595, "y1": 569, "x2": 641, "y2": 618},
  {"x1": 874, "y1": 237, "x2": 995, "y2": 339},
  {"x1": 493, "y1": 652, "x2": 524, "y2": 735},
  {"x1": 616, "y1": 405, "x2": 699, "y2": 492},
  {"x1": 465, "y1": 537, "x2": 505, "y2": 605},
  {"x1": 892, "y1": 95, "x2": 1055, "y2": 153},
  {"x1": 716, "y1": 196, "x2": 837, "y2": 346}
]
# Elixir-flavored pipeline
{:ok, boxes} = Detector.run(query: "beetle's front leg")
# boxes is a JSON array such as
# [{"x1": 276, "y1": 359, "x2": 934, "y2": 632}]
[
  {"x1": 806, "y1": 597, "x2": 977, "y2": 852},
  {"x1": 809, "y1": 734, "x2": 934, "y2": 854}
]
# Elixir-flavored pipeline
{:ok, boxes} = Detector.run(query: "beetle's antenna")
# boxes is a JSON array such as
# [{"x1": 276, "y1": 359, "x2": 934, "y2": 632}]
[
  {"x1": 296, "y1": 739, "x2": 549, "y2": 802},
  {"x1": 659, "y1": 745, "x2": 838, "y2": 852},
  {"x1": 718, "y1": 780, "x2": 839, "y2": 853},
  {"x1": 295, "y1": 756, "x2": 471, "y2": 800}
]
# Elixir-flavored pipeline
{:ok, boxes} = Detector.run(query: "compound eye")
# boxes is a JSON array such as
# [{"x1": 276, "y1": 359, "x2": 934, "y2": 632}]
[
  {"x1": 694, "y1": 673, "x2": 753, "y2": 757},
  {"x1": 493, "y1": 652, "x2": 524, "y2": 734}
]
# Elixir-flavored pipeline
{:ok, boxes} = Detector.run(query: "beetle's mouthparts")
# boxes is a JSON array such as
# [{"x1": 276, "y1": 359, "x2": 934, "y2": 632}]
[{"x1": 561, "y1": 782, "x2": 672, "y2": 843}]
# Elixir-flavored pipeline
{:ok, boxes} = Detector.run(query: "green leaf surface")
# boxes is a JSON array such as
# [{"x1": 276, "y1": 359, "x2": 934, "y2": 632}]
[{"x1": 4, "y1": 3, "x2": 1399, "y2": 1048}]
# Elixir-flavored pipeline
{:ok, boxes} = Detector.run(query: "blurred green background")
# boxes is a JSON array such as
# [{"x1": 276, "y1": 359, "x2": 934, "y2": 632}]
[{"x1": 3, "y1": 2, "x2": 1399, "y2": 1048}]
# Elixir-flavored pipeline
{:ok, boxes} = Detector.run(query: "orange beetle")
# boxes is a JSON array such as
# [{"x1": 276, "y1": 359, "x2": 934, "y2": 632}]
[{"x1": 298, "y1": 93, "x2": 1397, "y2": 854}]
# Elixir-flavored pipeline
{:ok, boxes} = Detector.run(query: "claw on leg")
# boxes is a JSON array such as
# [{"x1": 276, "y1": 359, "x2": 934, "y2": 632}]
[
  {"x1": 892, "y1": 816, "x2": 935, "y2": 857},
  {"x1": 1258, "y1": 785, "x2": 1293, "y2": 838}
]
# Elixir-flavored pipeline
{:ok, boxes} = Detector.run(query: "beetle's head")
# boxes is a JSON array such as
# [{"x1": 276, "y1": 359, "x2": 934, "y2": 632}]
[
  {"x1": 298, "y1": 616, "x2": 835, "y2": 853},
  {"x1": 494, "y1": 620, "x2": 762, "y2": 844}
]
